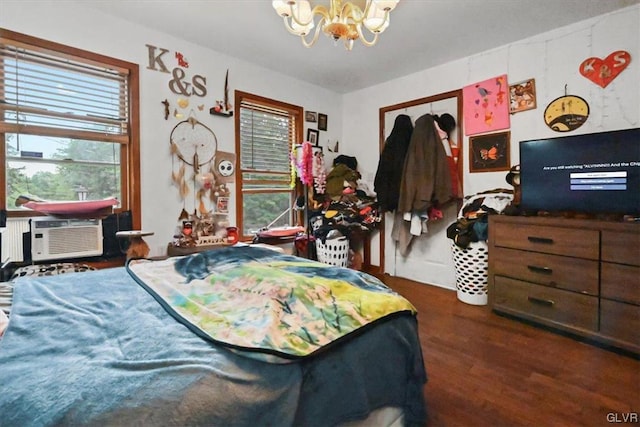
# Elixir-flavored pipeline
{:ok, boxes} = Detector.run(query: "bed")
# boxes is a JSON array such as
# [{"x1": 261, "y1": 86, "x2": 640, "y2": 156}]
[{"x1": 0, "y1": 245, "x2": 427, "y2": 426}]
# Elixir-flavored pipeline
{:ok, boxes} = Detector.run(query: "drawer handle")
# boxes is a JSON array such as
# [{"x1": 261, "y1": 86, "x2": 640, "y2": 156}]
[
  {"x1": 527, "y1": 236, "x2": 554, "y2": 244},
  {"x1": 527, "y1": 265, "x2": 553, "y2": 275},
  {"x1": 528, "y1": 296, "x2": 555, "y2": 307}
]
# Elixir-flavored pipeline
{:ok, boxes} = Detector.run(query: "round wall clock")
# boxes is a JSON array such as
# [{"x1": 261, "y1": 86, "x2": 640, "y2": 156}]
[{"x1": 543, "y1": 95, "x2": 589, "y2": 132}]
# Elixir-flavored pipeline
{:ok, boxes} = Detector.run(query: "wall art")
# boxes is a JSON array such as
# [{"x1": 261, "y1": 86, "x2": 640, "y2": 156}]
[
  {"x1": 305, "y1": 111, "x2": 317, "y2": 122},
  {"x1": 509, "y1": 78, "x2": 536, "y2": 114},
  {"x1": 216, "y1": 196, "x2": 229, "y2": 214},
  {"x1": 543, "y1": 94, "x2": 589, "y2": 132},
  {"x1": 580, "y1": 50, "x2": 631, "y2": 88},
  {"x1": 146, "y1": 44, "x2": 207, "y2": 97},
  {"x1": 307, "y1": 128, "x2": 319, "y2": 146},
  {"x1": 318, "y1": 113, "x2": 328, "y2": 131},
  {"x1": 469, "y1": 131, "x2": 510, "y2": 173},
  {"x1": 210, "y1": 69, "x2": 233, "y2": 117},
  {"x1": 463, "y1": 75, "x2": 510, "y2": 136}
]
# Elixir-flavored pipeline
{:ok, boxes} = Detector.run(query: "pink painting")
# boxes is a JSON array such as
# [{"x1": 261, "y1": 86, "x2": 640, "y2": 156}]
[{"x1": 463, "y1": 75, "x2": 510, "y2": 136}]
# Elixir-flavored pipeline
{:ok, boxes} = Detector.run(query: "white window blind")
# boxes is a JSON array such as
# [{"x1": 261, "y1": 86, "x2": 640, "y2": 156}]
[
  {"x1": 239, "y1": 100, "x2": 294, "y2": 189},
  {"x1": 237, "y1": 95, "x2": 302, "y2": 236},
  {"x1": 1, "y1": 30, "x2": 139, "y2": 213},
  {"x1": 0, "y1": 39, "x2": 129, "y2": 137}
]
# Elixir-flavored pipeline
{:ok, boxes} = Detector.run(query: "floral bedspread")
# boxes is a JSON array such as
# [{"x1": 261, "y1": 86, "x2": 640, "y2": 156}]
[{"x1": 126, "y1": 246, "x2": 416, "y2": 360}]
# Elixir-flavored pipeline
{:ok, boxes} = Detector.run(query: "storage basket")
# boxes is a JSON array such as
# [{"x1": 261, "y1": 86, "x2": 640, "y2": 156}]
[
  {"x1": 316, "y1": 237, "x2": 350, "y2": 267},
  {"x1": 451, "y1": 241, "x2": 489, "y2": 305}
]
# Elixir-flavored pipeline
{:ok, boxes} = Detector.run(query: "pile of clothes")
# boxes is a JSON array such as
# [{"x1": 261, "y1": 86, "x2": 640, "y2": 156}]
[
  {"x1": 306, "y1": 155, "x2": 380, "y2": 239},
  {"x1": 446, "y1": 189, "x2": 513, "y2": 249},
  {"x1": 296, "y1": 155, "x2": 380, "y2": 268}
]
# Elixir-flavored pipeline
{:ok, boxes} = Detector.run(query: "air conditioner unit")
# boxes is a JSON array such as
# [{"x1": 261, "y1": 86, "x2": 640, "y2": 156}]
[{"x1": 31, "y1": 217, "x2": 103, "y2": 262}]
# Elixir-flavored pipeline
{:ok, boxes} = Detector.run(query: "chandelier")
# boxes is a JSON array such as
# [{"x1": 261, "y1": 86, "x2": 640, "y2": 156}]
[{"x1": 272, "y1": 0, "x2": 400, "y2": 51}]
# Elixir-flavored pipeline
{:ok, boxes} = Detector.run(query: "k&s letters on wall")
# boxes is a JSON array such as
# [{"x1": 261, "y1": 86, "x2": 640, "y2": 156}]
[
  {"x1": 579, "y1": 50, "x2": 631, "y2": 88},
  {"x1": 146, "y1": 44, "x2": 207, "y2": 97}
]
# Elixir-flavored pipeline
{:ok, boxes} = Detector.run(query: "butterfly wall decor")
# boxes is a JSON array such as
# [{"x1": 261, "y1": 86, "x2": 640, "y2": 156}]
[
  {"x1": 480, "y1": 146, "x2": 499, "y2": 161},
  {"x1": 469, "y1": 131, "x2": 511, "y2": 173}
]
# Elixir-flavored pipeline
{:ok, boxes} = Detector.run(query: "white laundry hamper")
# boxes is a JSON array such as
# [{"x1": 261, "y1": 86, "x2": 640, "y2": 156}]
[
  {"x1": 316, "y1": 237, "x2": 350, "y2": 267},
  {"x1": 451, "y1": 240, "x2": 489, "y2": 305}
]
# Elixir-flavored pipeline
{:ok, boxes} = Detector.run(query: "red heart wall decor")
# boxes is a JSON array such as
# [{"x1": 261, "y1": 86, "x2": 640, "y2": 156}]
[{"x1": 580, "y1": 50, "x2": 631, "y2": 88}]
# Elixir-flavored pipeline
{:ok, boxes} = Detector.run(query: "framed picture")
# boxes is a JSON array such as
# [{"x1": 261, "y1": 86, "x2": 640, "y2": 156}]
[
  {"x1": 509, "y1": 78, "x2": 537, "y2": 114},
  {"x1": 307, "y1": 128, "x2": 319, "y2": 146},
  {"x1": 216, "y1": 196, "x2": 229, "y2": 214},
  {"x1": 469, "y1": 131, "x2": 510, "y2": 173},
  {"x1": 305, "y1": 111, "x2": 317, "y2": 122},
  {"x1": 318, "y1": 113, "x2": 328, "y2": 131}
]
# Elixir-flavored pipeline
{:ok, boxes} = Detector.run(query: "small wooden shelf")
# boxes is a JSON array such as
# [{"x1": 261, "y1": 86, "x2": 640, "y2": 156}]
[{"x1": 209, "y1": 108, "x2": 233, "y2": 117}]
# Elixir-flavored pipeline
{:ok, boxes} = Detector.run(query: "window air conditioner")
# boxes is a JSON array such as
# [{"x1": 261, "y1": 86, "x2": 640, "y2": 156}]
[{"x1": 31, "y1": 217, "x2": 103, "y2": 262}]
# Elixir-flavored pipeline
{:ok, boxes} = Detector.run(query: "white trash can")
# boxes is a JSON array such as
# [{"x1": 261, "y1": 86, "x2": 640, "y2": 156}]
[{"x1": 451, "y1": 241, "x2": 489, "y2": 305}]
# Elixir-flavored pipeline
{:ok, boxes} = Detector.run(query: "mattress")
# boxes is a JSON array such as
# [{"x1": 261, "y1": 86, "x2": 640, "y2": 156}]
[{"x1": 0, "y1": 247, "x2": 428, "y2": 426}]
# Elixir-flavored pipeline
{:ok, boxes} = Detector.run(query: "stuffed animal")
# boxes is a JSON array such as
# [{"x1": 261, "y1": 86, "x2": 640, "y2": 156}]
[
  {"x1": 127, "y1": 238, "x2": 150, "y2": 259},
  {"x1": 505, "y1": 165, "x2": 521, "y2": 206}
]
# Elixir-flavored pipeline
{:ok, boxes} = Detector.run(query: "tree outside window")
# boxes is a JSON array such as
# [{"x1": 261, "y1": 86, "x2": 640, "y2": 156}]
[
  {"x1": 235, "y1": 91, "x2": 303, "y2": 238},
  {"x1": 0, "y1": 28, "x2": 140, "y2": 227}
]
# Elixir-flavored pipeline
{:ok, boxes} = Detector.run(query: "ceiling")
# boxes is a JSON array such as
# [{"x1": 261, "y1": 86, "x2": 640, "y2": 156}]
[{"x1": 78, "y1": 0, "x2": 639, "y2": 94}]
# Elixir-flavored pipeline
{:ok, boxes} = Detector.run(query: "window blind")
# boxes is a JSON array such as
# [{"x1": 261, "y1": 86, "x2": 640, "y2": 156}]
[
  {"x1": 0, "y1": 39, "x2": 129, "y2": 136},
  {"x1": 239, "y1": 100, "x2": 295, "y2": 179}
]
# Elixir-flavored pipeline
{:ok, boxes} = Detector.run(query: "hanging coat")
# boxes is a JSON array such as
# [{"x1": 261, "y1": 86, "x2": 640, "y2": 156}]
[
  {"x1": 393, "y1": 114, "x2": 453, "y2": 255},
  {"x1": 397, "y1": 113, "x2": 452, "y2": 214},
  {"x1": 374, "y1": 114, "x2": 413, "y2": 212}
]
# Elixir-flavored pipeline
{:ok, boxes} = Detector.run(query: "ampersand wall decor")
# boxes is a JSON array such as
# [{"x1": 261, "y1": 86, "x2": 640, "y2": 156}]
[{"x1": 579, "y1": 50, "x2": 631, "y2": 88}]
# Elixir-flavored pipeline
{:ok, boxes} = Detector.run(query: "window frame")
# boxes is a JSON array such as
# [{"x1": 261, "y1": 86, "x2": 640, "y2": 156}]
[
  {"x1": 234, "y1": 90, "x2": 303, "y2": 240},
  {"x1": 0, "y1": 28, "x2": 141, "y2": 229}
]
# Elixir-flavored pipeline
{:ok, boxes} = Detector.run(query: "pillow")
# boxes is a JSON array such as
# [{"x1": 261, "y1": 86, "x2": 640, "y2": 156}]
[
  {"x1": 10, "y1": 263, "x2": 96, "y2": 281},
  {"x1": 0, "y1": 282, "x2": 13, "y2": 317},
  {"x1": 0, "y1": 308, "x2": 8, "y2": 338}
]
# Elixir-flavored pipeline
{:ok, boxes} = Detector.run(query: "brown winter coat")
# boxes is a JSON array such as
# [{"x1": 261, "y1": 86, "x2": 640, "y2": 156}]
[{"x1": 397, "y1": 114, "x2": 452, "y2": 213}]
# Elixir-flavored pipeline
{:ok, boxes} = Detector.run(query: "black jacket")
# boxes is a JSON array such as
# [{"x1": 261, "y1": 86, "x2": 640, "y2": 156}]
[{"x1": 374, "y1": 114, "x2": 413, "y2": 212}]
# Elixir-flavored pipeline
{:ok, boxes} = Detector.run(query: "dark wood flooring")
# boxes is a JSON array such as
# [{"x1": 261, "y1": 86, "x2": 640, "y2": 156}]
[{"x1": 382, "y1": 275, "x2": 640, "y2": 427}]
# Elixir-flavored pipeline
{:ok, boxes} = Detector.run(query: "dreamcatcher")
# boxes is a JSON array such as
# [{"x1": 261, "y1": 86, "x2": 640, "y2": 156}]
[{"x1": 170, "y1": 115, "x2": 218, "y2": 218}]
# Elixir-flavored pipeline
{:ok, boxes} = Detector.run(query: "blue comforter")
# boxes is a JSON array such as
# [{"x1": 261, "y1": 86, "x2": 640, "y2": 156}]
[{"x1": 0, "y1": 258, "x2": 427, "y2": 426}]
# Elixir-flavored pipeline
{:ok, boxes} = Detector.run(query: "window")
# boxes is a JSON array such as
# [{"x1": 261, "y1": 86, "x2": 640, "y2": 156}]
[
  {"x1": 235, "y1": 91, "x2": 303, "y2": 238},
  {"x1": 0, "y1": 28, "x2": 140, "y2": 227}
]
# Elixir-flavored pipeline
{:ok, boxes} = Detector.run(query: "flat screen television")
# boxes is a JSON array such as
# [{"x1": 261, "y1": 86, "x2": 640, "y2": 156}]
[{"x1": 520, "y1": 128, "x2": 640, "y2": 216}]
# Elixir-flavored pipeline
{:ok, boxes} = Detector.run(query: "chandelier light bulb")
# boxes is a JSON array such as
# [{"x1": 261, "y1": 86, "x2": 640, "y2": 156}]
[
  {"x1": 290, "y1": 1, "x2": 315, "y2": 35},
  {"x1": 364, "y1": 2, "x2": 389, "y2": 33},
  {"x1": 272, "y1": 0, "x2": 292, "y2": 17},
  {"x1": 272, "y1": 0, "x2": 399, "y2": 50},
  {"x1": 373, "y1": 0, "x2": 399, "y2": 12}
]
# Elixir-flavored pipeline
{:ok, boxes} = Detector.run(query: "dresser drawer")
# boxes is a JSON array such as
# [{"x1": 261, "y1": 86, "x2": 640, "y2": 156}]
[
  {"x1": 601, "y1": 230, "x2": 640, "y2": 267},
  {"x1": 493, "y1": 224, "x2": 599, "y2": 259},
  {"x1": 492, "y1": 276, "x2": 598, "y2": 331},
  {"x1": 600, "y1": 299, "x2": 640, "y2": 348},
  {"x1": 492, "y1": 247, "x2": 598, "y2": 295},
  {"x1": 601, "y1": 263, "x2": 640, "y2": 305}
]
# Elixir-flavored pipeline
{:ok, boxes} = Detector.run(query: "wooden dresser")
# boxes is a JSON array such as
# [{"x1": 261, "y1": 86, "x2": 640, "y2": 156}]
[{"x1": 488, "y1": 215, "x2": 640, "y2": 354}]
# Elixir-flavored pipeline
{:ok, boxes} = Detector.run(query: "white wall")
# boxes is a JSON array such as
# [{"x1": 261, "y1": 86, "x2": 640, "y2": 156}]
[
  {"x1": 1, "y1": 1, "x2": 343, "y2": 257},
  {"x1": 2, "y1": 3, "x2": 638, "y2": 284},
  {"x1": 342, "y1": 5, "x2": 640, "y2": 289}
]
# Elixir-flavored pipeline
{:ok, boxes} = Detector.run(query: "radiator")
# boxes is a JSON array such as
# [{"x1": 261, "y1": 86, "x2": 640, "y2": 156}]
[{"x1": 1, "y1": 218, "x2": 30, "y2": 263}]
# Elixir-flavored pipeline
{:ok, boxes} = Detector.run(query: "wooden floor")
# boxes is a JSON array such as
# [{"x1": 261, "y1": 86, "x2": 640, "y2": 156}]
[{"x1": 382, "y1": 275, "x2": 640, "y2": 427}]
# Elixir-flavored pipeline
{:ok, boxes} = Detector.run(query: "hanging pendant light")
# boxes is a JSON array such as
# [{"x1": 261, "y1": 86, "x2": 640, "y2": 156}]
[{"x1": 272, "y1": 0, "x2": 400, "y2": 51}]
